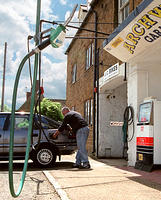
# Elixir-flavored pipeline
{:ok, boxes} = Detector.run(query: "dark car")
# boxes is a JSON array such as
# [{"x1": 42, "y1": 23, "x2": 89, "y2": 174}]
[{"x1": 0, "y1": 112, "x2": 77, "y2": 167}]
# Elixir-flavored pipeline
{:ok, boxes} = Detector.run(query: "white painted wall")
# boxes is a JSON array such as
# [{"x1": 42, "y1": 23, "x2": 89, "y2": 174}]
[{"x1": 98, "y1": 83, "x2": 127, "y2": 158}]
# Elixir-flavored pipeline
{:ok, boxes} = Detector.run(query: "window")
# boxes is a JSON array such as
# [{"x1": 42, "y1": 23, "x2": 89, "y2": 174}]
[
  {"x1": 0, "y1": 116, "x2": 7, "y2": 130},
  {"x1": 72, "y1": 64, "x2": 77, "y2": 83},
  {"x1": 71, "y1": 106, "x2": 75, "y2": 111},
  {"x1": 90, "y1": 99, "x2": 93, "y2": 125},
  {"x1": 86, "y1": 43, "x2": 94, "y2": 70},
  {"x1": 84, "y1": 99, "x2": 93, "y2": 125},
  {"x1": 33, "y1": 116, "x2": 60, "y2": 130},
  {"x1": 118, "y1": 0, "x2": 129, "y2": 23},
  {"x1": 15, "y1": 116, "x2": 29, "y2": 129}
]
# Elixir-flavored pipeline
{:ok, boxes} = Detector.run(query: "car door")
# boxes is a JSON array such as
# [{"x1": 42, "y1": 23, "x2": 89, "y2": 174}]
[
  {"x1": 0, "y1": 114, "x2": 8, "y2": 154},
  {"x1": 3, "y1": 114, "x2": 30, "y2": 156}
]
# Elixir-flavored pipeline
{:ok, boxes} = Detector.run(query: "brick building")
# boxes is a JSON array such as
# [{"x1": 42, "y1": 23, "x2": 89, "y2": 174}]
[{"x1": 65, "y1": 0, "x2": 142, "y2": 157}]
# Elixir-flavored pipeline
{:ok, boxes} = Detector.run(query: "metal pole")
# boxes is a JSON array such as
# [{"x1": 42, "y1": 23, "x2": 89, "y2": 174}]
[
  {"x1": 27, "y1": 37, "x2": 33, "y2": 88},
  {"x1": 65, "y1": 36, "x2": 106, "y2": 39},
  {"x1": 92, "y1": 11, "x2": 97, "y2": 154},
  {"x1": 66, "y1": 24, "x2": 109, "y2": 36},
  {"x1": 38, "y1": 19, "x2": 42, "y2": 143},
  {"x1": 1, "y1": 42, "x2": 7, "y2": 112}
]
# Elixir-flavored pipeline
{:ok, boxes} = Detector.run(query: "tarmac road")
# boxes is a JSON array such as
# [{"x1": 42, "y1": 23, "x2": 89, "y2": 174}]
[{"x1": 0, "y1": 160, "x2": 60, "y2": 200}]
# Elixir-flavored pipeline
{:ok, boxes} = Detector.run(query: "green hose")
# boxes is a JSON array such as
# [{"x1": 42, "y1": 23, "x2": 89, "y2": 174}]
[
  {"x1": 9, "y1": 0, "x2": 41, "y2": 197},
  {"x1": 9, "y1": 52, "x2": 39, "y2": 197}
]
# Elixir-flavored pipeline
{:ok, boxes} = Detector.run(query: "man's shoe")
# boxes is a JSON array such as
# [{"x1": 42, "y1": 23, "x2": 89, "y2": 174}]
[
  {"x1": 72, "y1": 163, "x2": 80, "y2": 168},
  {"x1": 79, "y1": 163, "x2": 91, "y2": 169}
]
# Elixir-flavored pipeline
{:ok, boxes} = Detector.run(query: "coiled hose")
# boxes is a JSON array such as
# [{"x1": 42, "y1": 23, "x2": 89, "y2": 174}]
[{"x1": 122, "y1": 106, "x2": 134, "y2": 158}]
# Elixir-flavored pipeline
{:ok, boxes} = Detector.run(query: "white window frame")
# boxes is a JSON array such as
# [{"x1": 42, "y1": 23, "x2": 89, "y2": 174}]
[
  {"x1": 71, "y1": 106, "x2": 75, "y2": 111},
  {"x1": 85, "y1": 43, "x2": 94, "y2": 70},
  {"x1": 84, "y1": 98, "x2": 93, "y2": 125},
  {"x1": 118, "y1": 0, "x2": 129, "y2": 23},
  {"x1": 72, "y1": 64, "x2": 77, "y2": 84},
  {"x1": 90, "y1": 99, "x2": 93, "y2": 125}
]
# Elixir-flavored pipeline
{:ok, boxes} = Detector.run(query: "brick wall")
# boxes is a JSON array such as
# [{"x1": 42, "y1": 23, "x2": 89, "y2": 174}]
[
  {"x1": 66, "y1": 0, "x2": 144, "y2": 153},
  {"x1": 129, "y1": 0, "x2": 143, "y2": 12}
]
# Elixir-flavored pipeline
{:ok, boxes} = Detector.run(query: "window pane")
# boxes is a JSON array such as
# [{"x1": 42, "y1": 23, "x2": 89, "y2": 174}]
[
  {"x1": 86, "y1": 44, "x2": 93, "y2": 70},
  {"x1": 122, "y1": 9, "x2": 124, "y2": 22},
  {"x1": 84, "y1": 100, "x2": 91, "y2": 125},
  {"x1": 120, "y1": 0, "x2": 128, "y2": 7},
  {"x1": 0, "y1": 116, "x2": 6, "y2": 130},
  {"x1": 72, "y1": 64, "x2": 77, "y2": 83},
  {"x1": 121, "y1": 3, "x2": 129, "y2": 22},
  {"x1": 84, "y1": 101, "x2": 87, "y2": 122},
  {"x1": 89, "y1": 45, "x2": 91, "y2": 67},
  {"x1": 71, "y1": 106, "x2": 75, "y2": 111},
  {"x1": 86, "y1": 49, "x2": 89, "y2": 70},
  {"x1": 15, "y1": 117, "x2": 29, "y2": 129},
  {"x1": 92, "y1": 43, "x2": 94, "y2": 66},
  {"x1": 125, "y1": 4, "x2": 129, "y2": 19},
  {"x1": 90, "y1": 99, "x2": 93, "y2": 125},
  {"x1": 87, "y1": 100, "x2": 90, "y2": 124}
]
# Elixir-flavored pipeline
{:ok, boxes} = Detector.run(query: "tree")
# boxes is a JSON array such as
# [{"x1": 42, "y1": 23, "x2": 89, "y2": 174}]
[
  {"x1": 0, "y1": 104, "x2": 11, "y2": 112},
  {"x1": 38, "y1": 98, "x2": 63, "y2": 122}
]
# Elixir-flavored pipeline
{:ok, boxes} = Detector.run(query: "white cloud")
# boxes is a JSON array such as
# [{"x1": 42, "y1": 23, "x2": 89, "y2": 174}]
[
  {"x1": 42, "y1": 55, "x2": 67, "y2": 82},
  {"x1": 60, "y1": 0, "x2": 67, "y2": 5},
  {"x1": 0, "y1": 0, "x2": 70, "y2": 109}
]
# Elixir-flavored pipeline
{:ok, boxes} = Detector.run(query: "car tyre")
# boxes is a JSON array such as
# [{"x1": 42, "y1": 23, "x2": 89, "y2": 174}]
[{"x1": 33, "y1": 145, "x2": 56, "y2": 168}]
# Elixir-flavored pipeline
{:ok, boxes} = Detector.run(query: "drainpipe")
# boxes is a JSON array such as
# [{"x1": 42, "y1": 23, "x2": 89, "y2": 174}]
[
  {"x1": 124, "y1": 62, "x2": 127, "y2": 81},
  {"x1": 133, "y1": 0, "x2": 135, "y2": 10},
  {"x1": 96, "y1": 48, "x2": 99, "y2": 157},
  {"x1": 92, "y1": 10, "x2": 97, "y2": 154}
]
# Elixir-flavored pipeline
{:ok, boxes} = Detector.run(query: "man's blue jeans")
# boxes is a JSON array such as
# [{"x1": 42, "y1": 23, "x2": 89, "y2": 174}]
[{"x1": 75, "y1": 126, "x2": 89, "y2": 165}]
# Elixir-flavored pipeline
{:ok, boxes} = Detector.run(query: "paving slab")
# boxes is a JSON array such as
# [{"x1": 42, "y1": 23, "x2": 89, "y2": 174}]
[{"x1": 44, "y1": 154, "x2": 161, "y2": 200}]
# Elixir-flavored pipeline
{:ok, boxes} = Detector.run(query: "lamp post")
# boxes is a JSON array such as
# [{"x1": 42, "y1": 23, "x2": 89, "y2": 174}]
[{"x1": 1, "y1": 42, "x2": 7, "y2": 112}]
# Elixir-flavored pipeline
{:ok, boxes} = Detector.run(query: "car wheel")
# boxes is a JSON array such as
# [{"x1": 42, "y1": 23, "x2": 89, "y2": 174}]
[{"x1": 34, "y1": 146, "x2": 56, "y2": 168}]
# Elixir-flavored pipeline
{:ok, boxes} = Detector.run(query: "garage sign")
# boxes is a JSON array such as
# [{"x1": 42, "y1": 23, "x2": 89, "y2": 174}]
[{"x1": 104, "y1": 0, "x2": 161, "y2": 62}]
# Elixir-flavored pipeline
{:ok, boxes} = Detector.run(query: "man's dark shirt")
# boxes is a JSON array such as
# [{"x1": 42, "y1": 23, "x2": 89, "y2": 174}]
[{"x1": 58, "y1": 111, "x2": 88, "y2": 134}]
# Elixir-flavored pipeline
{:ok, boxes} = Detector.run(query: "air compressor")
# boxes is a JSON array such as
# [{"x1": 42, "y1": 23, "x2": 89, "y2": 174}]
[{"x1": 135, "y1": 97, "x2": 161, "y2": 171}]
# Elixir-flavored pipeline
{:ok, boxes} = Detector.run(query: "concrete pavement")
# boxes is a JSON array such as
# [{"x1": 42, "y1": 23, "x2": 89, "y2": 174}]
[{"x1": 44, "y1": 153, "x2": 161, "y2": 200}]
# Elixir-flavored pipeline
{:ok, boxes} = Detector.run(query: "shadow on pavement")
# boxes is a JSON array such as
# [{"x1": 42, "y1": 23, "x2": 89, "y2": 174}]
[
  {"x1": 0, "y1": 160, "x2": 76, "y2": 172},
  {"x1": 92, "y1": 157, "x2": 161, "y2": 192},
  {"x1": 128, "y1": 176, "x2": 161, "y2": 192}
]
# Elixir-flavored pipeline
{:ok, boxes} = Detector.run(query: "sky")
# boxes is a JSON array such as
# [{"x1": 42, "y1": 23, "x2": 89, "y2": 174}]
[{"x1": 0, "y1": 0, "x2": 87, "y2": 109}]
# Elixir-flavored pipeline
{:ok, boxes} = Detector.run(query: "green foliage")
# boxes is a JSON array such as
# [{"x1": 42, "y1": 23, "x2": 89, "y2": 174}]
[
  {"x1": 38, "y1": 98, "x2": 63, "y2": 122},
  {"x1": 4, "y1": 104, "x2": 11, "y2": 111},
  {"x1": 0, "y1": 104, "x2": 11, "y2": 112},
  {"x1": 17, "y1": 119, "x2": 29, "y2": 128}
]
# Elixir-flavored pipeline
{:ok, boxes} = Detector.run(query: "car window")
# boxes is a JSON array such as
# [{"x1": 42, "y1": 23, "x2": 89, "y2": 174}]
[
  {"x1": 42, "y1": 116, "x2": 60, "y2": 129},
  {"x1": 15, "y1": 116, "x2": 29, "y2": 129},
  {"x1": 0, "y1": 115, "x2": 7, "y2": 130},
  {"x1": 33, "y1": 115, "x2": 59, "y2": 129},
  {"x1": 33, "y1": 116, "x2": 48, "y2": 129},
  {"x1": 39, "y1": 117, "x2": 49, "y2": 129}
]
